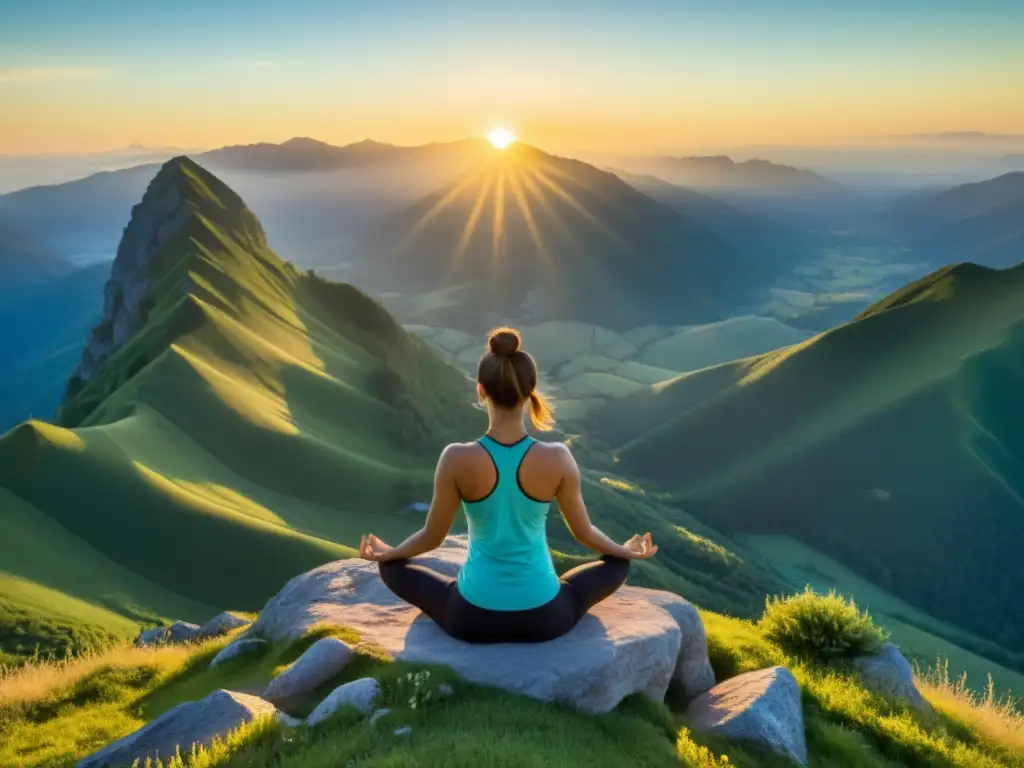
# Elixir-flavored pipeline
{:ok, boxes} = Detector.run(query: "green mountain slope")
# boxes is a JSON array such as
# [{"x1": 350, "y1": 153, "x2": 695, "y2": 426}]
[
  {"x1": 370, "y1": 143, "x2": 765, "y2": 331},
  {"x1": 0, "y1": 157, "x2": 484, "y2": 653},
  {"x1": 590, "y1": 261, "x2": 1024, "y2": 654}
]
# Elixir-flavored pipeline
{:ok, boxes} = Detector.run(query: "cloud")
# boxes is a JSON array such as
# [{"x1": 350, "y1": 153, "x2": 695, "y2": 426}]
[{"x1": 0, "y1": 67, "x2": 108, "y2": 84}]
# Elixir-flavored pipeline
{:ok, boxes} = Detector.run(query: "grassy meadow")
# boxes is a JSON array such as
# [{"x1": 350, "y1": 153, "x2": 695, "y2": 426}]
[{"x1": 2, "y1": 603, "x2": 1021, "y2": 768}]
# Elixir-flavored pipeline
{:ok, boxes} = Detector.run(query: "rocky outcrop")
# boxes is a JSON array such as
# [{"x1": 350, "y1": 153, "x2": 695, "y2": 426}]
[
  {"x1": 167, "y1": 621, "x2": 200, "y2": 643},
  {"x1": 250, "y1": 536, "x2": 714, "y2": 714},
  {"x1": 263, "y1": 636, "x2": 354, "y2": 705},
  {"x1": 686, "y1": 666, "x2": 807, "y2": 766},
  {"x1": 77, "y1": 689, "x2": 276, "y2": 768},
  {"x1": 72, "y1": 172, "x2": 190, "y2": 384},
  {"x1": 198, "y1": 611, "x2": 251, "y2": 639},
  {"x1": 854, "y1": 642, "x2": 931, "y2": 713},
  {"x1": 134, "y1": 611, "x2": 252, "y2": 648},
  {"x1": 210, "y1": 638, "x2": 267, "y2": 667},
  {"x1": 307, "y1": 678, "x2": 381, "y2": 726}
]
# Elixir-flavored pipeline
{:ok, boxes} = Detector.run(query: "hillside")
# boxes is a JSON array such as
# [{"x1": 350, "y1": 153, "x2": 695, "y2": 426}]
[
  {"x1": 894, "y1": 172, "x2": 1024, "y2": 267},
  {"x1": 0, "y1": 216, "x2": 68, "y2": 284},
  {"x1": 369, "y1": 143, "x2": 766, "y2": 331},
  {"x1": 0, "y1": 158, "x2": 784, "y2": 664},
  {"x1": 613, "y1": 170, "x2": 813, "y2": 263},
  {"x1": 0, "y1": 157, "x2": 485, "y2": 658},
  {"x1": 589, "y1": 261, "x2": 1024, "y2": 655}
]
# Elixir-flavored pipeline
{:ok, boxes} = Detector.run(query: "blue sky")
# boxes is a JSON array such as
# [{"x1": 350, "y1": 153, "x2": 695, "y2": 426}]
[{"x1": 2, "y1": 0, "x2": 1022, "y2": 153}]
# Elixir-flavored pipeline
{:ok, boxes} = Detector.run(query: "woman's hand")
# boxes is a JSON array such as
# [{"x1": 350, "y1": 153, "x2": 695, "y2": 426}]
[
  {"x1": 623, "y1": 532, "x2": 658, "y2": 559},
  {"x1": 359, "y1": 534, "x2": 394, "y2": 562}
]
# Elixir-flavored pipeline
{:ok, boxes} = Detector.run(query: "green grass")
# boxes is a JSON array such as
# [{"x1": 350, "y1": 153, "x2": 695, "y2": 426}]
[{"x1": 3, "y1": 610, "x2": 1022, "y2": 768}]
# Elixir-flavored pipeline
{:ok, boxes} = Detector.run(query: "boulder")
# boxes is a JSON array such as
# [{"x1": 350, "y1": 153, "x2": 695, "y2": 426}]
[
  {"x1": 369, "y1": 707, "x2": 393, "y2": 725},
  {"x1": 263, "y1": 636, "x2": 354, "y2": 704},
  {"x1": 276, "y1": 712, "x2": 303, "y2": 728},
  {"x1": 210, "y1": 638, "x2": 267, "y2": 667},
  {"x1": 307, "y1": 678, "x2": 381, "y2": 726},
  {"x1": 167, "y1": 621, "x2": 201, "y2": 643},
  {"x1": 250, "y1": 536, "x2": 714, "y2": 714},
  {"x1": 135, "y1": 626, "x2": 168, "y2": 647},
  {"x1": 77, "y1": 689, "x2": 276, "y2": 768},
  {"x1": 854, "y1": 643, "x2": 931, "y2": 713},
  {"x1": 687, "y1": 666, "x2": 807, "y2": 766},
  {"x1": 198, "y1": 611, "x2": 251, "y2": 639}
]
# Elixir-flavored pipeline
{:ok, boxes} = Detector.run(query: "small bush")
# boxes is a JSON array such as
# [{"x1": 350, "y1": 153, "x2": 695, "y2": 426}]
[{"x1": 759, "y1": 587, "x2": 888, "y2": 661}]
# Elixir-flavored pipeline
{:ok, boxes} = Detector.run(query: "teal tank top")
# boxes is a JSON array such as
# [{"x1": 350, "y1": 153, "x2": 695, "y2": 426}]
[{"x1": 457, "y1": 435, "x2": 561, "y2": 611}]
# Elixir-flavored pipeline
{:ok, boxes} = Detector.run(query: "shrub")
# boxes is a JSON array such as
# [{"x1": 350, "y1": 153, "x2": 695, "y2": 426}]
[{"x1": 759, "y1": 587, "x2": 887, "y2": 661}]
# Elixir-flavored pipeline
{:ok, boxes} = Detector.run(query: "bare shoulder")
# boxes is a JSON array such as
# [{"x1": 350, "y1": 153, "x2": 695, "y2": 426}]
[
  {"x1": 438, "y1": 441, "x2": 484, "y2": 466},
  {"x1": 531, "y1": 439, "x2": 576, "y2": 468}
]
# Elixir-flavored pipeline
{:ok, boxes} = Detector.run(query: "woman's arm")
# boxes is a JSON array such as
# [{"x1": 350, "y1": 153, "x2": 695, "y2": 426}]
[
  {"x1": 554, "y1": 446, "x2": 656, "y2": 560},
  {"x1": 362, "y1": 445, "x2": 462, "y2": 563}
]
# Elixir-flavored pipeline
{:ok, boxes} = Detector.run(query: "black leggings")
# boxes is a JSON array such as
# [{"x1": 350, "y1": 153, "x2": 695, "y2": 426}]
[{"x1": 379, "y1": 555, "x2": 630, "y2": 644}]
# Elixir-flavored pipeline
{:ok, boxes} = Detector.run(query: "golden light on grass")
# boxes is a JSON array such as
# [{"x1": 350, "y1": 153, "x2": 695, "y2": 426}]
[{"x1": 487, "y1": 127, "x2": 516, "y2": 149}]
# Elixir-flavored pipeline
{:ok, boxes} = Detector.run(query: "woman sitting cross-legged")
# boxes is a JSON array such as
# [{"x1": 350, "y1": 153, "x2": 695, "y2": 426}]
[{"x1": 359, "y1": 326, "x2": 657, "y2": 644}]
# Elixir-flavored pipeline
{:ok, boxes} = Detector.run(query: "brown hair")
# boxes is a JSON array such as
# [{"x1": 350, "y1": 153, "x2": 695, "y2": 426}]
[{"x1": 477, "y1": 327, "x2": 555, "y2": 431}]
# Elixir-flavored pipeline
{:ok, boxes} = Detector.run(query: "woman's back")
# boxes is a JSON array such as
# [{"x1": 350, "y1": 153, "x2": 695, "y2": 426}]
[{"x1": 456, "y1": 434, "x2": 562, "y2": 611}]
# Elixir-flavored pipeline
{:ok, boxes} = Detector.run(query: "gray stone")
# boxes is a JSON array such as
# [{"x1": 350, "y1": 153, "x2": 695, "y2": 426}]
[
  {"x1": 210, "y1": 638, "x2": 267, "y2": 668},
  {"x1": 687, "y1": 666, "x2": 807, "y2": 766},
  {"x1": 307, "y1": 678, "x2": 381, "y2": 726},
  {"x1": 393, "y1": 726, "x2": 412, "y2": 737},
  {"x1": 135, "y1": 626, "x2": 168, "y2": 647},
  {"x1": 250, "y1": 536, "x2": 714, "y2": 714},
  {"x1": 276, "y1": 712, "x2": 303, "y2": 728},
  {"x1": 167, "y1": 621, "x2": 201, "y2": 643},
  {"x1": 854, "y1": 643, "x2": 931, "y2": 713},
  {"x1": 77, "y1": 689, "x2": 276, "y2": 768},
  {"x1": 198, "y1": 611, "x2": 252, "y2": 639},
  {"x1": 436, "y1": 682, "x2": 454, "y2": 697},
  {"x1": 263, "y1": 636, "x2": 354, "y2": 704},
  {"x1": 369, "y1": 707, "x2": 392, "y2": 725}
]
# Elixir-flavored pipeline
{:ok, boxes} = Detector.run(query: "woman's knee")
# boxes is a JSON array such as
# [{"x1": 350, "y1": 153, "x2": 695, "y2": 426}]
[
  {"x1": 378, "y1": 559, "x2": 408, "y2": 588},
  {"x1": 601, "y1": 554, "x2": 631, "y2": 580}
]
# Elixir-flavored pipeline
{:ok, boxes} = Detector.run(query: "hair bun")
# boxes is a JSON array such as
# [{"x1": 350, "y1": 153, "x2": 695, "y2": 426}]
[{"x1": 487, "y1": 327, "x2": 521, "y2": 357}]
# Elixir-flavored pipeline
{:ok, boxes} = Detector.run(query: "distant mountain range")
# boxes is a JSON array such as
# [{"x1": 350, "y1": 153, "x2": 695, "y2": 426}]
[
  {"x1": 893, "y1": 171, "x2": 1024, "y2": 267},
  {"x1": 590, "y1": 261, "x2": 1024, "y2": 653},
  {"x1": 369, "y1": 143, "x2": 768, "y2": 330},
  {"x1": 588, "y1": 153, "x2": 839, "y2": 190},
  {"x1": 612, "y1": 170, "x2": 814, "y2": 263}
]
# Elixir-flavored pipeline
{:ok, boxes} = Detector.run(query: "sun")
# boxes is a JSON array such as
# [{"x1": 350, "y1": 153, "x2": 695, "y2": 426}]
[{"x1": 487, "y1": 127, "x2": 517, "y2": 149}]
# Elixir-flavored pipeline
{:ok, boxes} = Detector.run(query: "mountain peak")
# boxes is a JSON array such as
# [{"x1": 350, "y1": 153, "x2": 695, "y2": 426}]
[{"x1": 68, "y1": 157, "x2": 266, "y2": 386}]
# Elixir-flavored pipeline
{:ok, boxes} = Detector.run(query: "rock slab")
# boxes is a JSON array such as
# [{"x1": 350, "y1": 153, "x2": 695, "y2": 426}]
[
  {"x1": 210, "y1": 638, "x2": 267, "y2": 667},
  {"x1": 307, "y1": 678, "x2": 381, "y2": 726},
  {"x1": 263, "y1": 636, "x2": 354, "y2": 704},
  {"x1": 854, "y1": 642, "x2": 931, "y2": 713},
  {"x1": 687, "y1": 666, "x2": 807, "y2": 766},
  {"x1": 77, "y1": 689, "x2": 276, "y2": 768},
  {"x1": 199, "y1": 611, "x2": 251, "y2": 639},
  {"x1": 250, "y1": 536, "x2": 714, "y2": 714}
]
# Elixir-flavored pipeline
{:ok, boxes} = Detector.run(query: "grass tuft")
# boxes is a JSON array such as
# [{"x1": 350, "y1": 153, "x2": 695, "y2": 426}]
[{"x1": 759, "y1": 587, "x2": 888, "y2": 662}]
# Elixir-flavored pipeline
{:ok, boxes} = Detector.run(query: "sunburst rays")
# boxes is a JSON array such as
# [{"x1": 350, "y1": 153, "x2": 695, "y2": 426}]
[{"x1": 398, "y1": 145, "x2": 634, "y2": 282}]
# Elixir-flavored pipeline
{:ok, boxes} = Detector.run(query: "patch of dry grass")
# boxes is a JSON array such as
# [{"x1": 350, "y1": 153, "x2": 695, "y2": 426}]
[{"x1": 917, "y1": 658, "x2": 1024, "y2": 757}]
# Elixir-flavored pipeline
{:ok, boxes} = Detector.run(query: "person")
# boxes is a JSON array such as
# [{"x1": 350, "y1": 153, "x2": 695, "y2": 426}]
[{"x1": 359, "y1": 326, "x2": 658, "y2": 644}]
